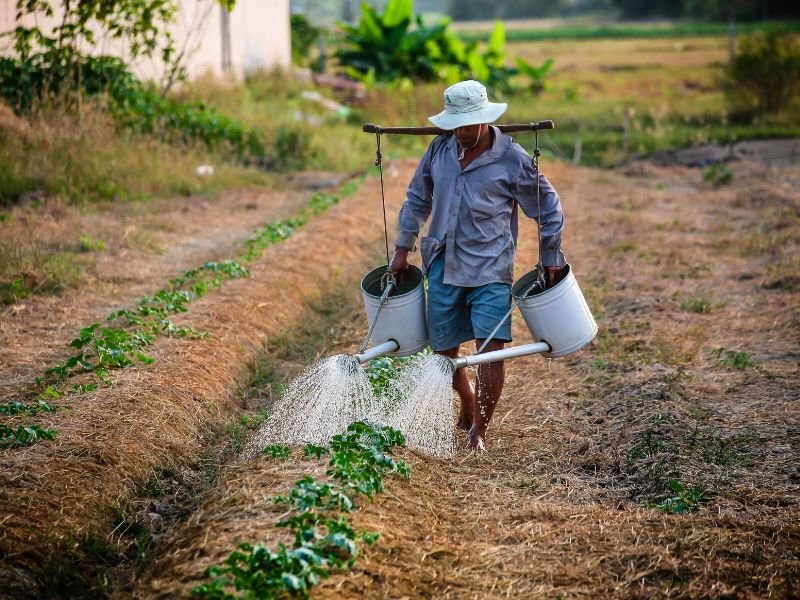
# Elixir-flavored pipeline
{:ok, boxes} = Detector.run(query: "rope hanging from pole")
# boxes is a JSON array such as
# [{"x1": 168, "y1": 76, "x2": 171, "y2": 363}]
[
  {"x1": 374, "y1": 131, "x2": 391, "y2": 271},
  {"x1": 534, "y1": 128, "x2": 546, "y2": 291}
]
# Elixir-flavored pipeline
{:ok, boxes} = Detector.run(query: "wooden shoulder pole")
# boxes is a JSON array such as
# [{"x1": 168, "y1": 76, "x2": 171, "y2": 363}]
[{"x1": 362, "y1": 121, "x2": 555, "y2": 135}]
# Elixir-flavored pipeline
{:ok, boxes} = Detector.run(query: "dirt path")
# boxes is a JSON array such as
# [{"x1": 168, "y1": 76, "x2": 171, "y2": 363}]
[
  {"x1": 133, "y1": 159, "x2": 799, "y2": 598},
  {"x1": 2, "y1": 157, "x2": 798, "y2": 598}
]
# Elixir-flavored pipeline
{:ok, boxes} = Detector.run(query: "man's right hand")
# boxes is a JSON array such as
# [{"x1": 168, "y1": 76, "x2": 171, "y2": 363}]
[{"x1": 389, "y1": 247, "x2": 410, "y2": 283}]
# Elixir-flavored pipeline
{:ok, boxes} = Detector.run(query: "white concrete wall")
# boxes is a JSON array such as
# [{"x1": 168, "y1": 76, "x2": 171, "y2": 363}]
[{"x1": 0, "y1": 0, "x2": 291, "y2": 82}]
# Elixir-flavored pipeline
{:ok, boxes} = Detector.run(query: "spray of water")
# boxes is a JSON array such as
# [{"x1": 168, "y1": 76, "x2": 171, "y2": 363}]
[
  {"x1": 243, "y1": 354, "x2": 379, "y2": 459},
  {"x1": 245, "y1": 352, "x2": 457, "y2": 460},
  {"x1": 381, "y1": 353, "x2": 457, "y2": 458}
]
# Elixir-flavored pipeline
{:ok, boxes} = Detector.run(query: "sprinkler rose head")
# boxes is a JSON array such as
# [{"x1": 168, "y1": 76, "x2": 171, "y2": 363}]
[{"x1": 336, "y1": 354, "x2": 362, "y2": 377}]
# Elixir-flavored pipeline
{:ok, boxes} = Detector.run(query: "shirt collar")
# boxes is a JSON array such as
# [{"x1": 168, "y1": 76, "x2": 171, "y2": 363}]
[{"x1": 450, "y1": 125, "x2": 510, "y2": 172}]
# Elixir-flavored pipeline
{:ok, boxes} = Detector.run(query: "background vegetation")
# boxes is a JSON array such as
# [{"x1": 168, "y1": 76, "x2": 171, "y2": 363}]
[{"x1": 0, "y1": 0, "x2": 798, "y2": 261}]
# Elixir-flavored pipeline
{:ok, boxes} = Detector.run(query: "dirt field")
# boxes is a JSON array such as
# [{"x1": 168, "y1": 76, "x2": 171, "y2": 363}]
[{"x1": 1, "y1": 152, "x2": 798, "y2": 598}]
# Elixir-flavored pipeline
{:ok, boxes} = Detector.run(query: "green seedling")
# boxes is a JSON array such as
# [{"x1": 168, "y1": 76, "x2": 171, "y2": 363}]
[
  {"x1": 364, "y1": 349, "x2": 430, "y2": 396},
  {"x1": 0, "y1": 423, "x2": 57, "y2": 448},
  {"x1": 169, "y1": 260, "x2": 250, "y2": 294},
  {"x1": 303, "y1": 444, "x2": 329, "y2": 459},
  {"x1": 262, "y1": 444, "x2": 292, "y2": 459},
  {"x1": 0, "y1": 399, "x2": 55, "y2": 416},
  {"x1": 194, "y1": 542, "x2": 332, "y2": 599},
  {"x1": 193, "y1": 422, "x2": 405, "y2": 599},
  {"x1": 650, "y1": 479, "x2": 708, "y2": 514},
  {"x1": 274, "y1": 477, "x2": 354, "y2": 513}
]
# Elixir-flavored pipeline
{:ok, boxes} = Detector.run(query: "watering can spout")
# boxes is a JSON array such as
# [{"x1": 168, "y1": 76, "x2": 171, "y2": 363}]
[
  {"x1": 353, "y1": 339, "x2": 400, "y2": 364},
  {"x1": 449, "y1": 341, "x2": 551, "y2": 370}
]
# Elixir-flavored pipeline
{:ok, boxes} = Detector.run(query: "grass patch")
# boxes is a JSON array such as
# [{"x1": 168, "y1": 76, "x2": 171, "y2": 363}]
[
  {"x1": 455, "y1": 20, "x2": 800, "y2": 43},
  {"x1": 712, "y1": 347, "x2": 754, "y2": 369},
  {"x1": 576, "y1": 368, "x2": 758, "y2": 505},
  {"x1": 679, "y1": 294, "x2": 713, "y2": 314},
  {"x1": 0, "y1": 224, "x2": 92, "y2": 303},
  {"x1": 738, "y1": 230, "x2": 794, "y2": 257},
  {"x1": 0, "y1": 101, "x2": 272, "y2": 206},
  {"x1": 702, "y1": 163, "x2": 734, "y2": 186}
]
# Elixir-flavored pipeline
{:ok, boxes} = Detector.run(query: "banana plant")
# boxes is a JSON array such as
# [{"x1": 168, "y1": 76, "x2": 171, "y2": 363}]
[
  {"x1": 335, "y1": 0, "x2": 552, "y2": 94},
  {"x1": 516, "y1": 56, "x2": 555, "y2": 95}
]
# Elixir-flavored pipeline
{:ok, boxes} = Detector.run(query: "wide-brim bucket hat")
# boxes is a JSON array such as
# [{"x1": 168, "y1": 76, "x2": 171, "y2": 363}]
[{"x1": 428, "y1": 80, "x2": 507, "y2": 130}]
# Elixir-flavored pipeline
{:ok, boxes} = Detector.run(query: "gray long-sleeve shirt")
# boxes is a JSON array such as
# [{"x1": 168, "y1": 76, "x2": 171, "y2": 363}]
[{"x1": 395, "y1": 126, "x2": 566, "y2": 287}]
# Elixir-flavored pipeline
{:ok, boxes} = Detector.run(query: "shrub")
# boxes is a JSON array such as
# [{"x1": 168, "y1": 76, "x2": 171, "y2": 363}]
[
  {"x1": 0, "y1": 51, "x2": 267, "y2": 164},
  {"x1": 727, "y1": 31, "x2": 800, "y2": 115}
]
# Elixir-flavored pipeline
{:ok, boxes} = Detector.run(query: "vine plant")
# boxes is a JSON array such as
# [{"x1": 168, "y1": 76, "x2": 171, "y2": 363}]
[{"x1": 192, "y1": 422, "x2": 410, "y2": 599}]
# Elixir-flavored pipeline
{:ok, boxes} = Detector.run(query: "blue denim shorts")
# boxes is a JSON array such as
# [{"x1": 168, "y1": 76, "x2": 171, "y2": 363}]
[{"x1": 426, "y1": 254, "x2": 513, "y2": 351}]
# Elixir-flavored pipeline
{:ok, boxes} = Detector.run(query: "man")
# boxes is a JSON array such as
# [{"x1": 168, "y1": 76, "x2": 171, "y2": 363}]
[{"x1": 388, "y1": 80, "x2": 567, "y2": 451}]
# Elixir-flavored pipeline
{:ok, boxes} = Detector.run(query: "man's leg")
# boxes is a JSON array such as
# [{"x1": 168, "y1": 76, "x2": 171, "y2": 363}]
[
  {"x1": 435, "y1": 345, "x2": 474, "y2": 430},
  {"x1": 467, "y1": 339, "x2": 505, "y2": 450}
]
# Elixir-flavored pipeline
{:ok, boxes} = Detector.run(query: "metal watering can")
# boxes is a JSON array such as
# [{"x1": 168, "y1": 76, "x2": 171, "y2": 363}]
[
  {"x1": 353, "y1": 263, "x2": 597, "y2": 369},
  {"x1": 353, "y1": 265, "x2": 428, "y2": 364}
]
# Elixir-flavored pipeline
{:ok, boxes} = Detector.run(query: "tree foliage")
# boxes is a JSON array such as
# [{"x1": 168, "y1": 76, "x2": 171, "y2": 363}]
[
  {"x1": 9, "y1": 0, "x2": 236, "y2": 93},
  {"x1": 291, "y1": 13, "x2": 321, "y2": 66},
  {"x1": 449, "y1": 0, "x2": 562, "y2": 21},
  {"x1": 611, "y1": 0, "x2": 800, "y2": 20}
]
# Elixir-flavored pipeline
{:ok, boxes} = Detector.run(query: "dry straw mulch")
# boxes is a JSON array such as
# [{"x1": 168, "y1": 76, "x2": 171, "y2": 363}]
[
  {"x1": 133, "y1": 161, "x2": 798, "y2": 598},
  {"x1": 0, "y1": 166, "x2": 412, "y2": 596}
]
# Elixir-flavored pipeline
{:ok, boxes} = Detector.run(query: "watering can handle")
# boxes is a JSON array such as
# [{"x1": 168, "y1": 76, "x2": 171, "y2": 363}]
[{"x1": 358, "y1": 276, "x2": 395, "y2": 354}]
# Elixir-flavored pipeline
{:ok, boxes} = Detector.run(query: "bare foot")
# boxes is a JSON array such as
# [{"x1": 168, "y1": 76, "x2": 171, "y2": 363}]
[
  {"x1": 457, "y1": 415, "x2": 471, "y2": 431},
  {"x1": 466, "y1": 430, "x2": 486, "y2": 452}
]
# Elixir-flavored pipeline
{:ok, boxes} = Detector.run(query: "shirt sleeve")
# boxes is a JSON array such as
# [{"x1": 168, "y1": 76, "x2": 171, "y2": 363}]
[
  {"x1": 513, "y1": 157, "x2": 566, "y2": 267},
  {"x1": 395, "y1": 139, "x2": 437, "y2": 251}
]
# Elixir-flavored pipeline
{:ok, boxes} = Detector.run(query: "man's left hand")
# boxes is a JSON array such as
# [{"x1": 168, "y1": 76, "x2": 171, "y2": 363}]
[{"x1": 544, "y1": 265, "x2": 567, "y2": 288}]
